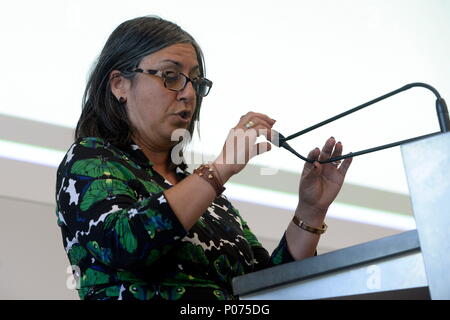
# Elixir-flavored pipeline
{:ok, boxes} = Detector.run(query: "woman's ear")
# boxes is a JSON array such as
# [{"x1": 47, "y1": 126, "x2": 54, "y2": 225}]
[{"x1": 109, "y1": 70, "x2": 129, "y2": 102}]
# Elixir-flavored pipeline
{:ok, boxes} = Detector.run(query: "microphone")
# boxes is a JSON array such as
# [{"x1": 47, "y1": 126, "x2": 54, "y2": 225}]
[
  {"x1": 271, "y1": 131, "x2": 312, "y2": 162},
  {"x1": 273, "y1": 82, "x2": 450, "y2": 164},
  {"x1": 436, "y1": 97, "x2": 450, "y2": 132}
]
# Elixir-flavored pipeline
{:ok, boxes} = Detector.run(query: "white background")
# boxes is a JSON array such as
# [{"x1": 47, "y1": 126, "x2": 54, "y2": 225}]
[{"x1": 1, "y1": 0, "x2": 449, "y2": 193}]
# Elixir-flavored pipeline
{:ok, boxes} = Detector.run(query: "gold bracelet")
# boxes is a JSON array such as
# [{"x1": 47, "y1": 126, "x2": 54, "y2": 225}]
[
  {"x1": 292, "y1": 216, "x2": 327, "y2": 234},
  {"x1": 193, "y1": 164, "x2": 226, "y2": 196}
]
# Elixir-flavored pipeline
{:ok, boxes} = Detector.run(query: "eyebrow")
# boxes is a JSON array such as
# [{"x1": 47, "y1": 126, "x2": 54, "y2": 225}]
[{"x1": 158, "y1": 59, "x2": 200, "y2": 73}]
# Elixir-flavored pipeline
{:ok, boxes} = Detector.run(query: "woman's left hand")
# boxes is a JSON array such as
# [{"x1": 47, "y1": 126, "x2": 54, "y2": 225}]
[{"x1": 296, "y1": 137, "x2": 353, "y2": 225}]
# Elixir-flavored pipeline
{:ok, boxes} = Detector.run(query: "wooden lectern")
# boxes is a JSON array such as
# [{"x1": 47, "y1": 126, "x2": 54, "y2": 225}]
[{"x1": 232, "y1": 132, "x2": 450, "y2": 300}]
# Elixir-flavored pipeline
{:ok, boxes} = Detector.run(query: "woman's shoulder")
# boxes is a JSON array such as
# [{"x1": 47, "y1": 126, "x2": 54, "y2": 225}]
[
  {"x1": 58, "y1": 136, "x2": 127, "y2": 169},
  {"x1": 74, "y1": 136, "x2": 114, "y2": 150}
]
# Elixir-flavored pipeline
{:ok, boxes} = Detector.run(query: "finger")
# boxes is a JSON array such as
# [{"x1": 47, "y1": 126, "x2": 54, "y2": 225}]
[
  {"x1": 338, "y1": 154, "x2": 353, "y2": 176},
  {"x1": 328, "y1": 141, "x2": 343, "y2": 167},
  {"x1": 256, "y1": 118, "x2": 274, "y2": 130},
  {"x1": 256, "y1": 126, "x2": 274, "y2": 142},
  {"x1": 254, "y1": 142, "x2": 272, "y2": 156},
  {"x1": 236, "y1": 112, "x2": 254, "y2": 128},
  {"x1": 304, "y1": 147, "x2": 320, "y2": 169},
  {"x1": 248, "y1": 112, "x2": 276, "y2": 126},
  {"x1": 318, "y1": 137, "x2": 336, "y2": 162},
  {"x1": 244, "y1": 126, "x2": 274, "y2": 143},
  {"x1": 240, "y1": 119, "x2": 275, "y2": 134},
  {"x1": 238, "y1": 112, "x2": 276, "y2": 128},
  {"x1": 247, "y1": 118, "x2": 274, "y2": 131},
  {"x1": 330, "y1": 141, "x2": 343, "y2": 159}
]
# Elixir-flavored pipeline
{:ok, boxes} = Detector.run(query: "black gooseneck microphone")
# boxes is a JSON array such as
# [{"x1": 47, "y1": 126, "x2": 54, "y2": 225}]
[{"x1": 274, "y1": 82, "x2": 450, "y2": 164}]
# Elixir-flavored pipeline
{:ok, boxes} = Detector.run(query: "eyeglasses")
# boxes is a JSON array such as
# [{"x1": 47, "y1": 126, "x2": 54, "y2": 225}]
[{"x1": 131, "y1": 68, "x2": 213, "y2": 97}]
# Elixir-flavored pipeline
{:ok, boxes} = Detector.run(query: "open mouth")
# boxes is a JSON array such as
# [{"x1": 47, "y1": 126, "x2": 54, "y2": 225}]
[{"x1": 176, "y1": 110, "x2": 192, "y2": 121}]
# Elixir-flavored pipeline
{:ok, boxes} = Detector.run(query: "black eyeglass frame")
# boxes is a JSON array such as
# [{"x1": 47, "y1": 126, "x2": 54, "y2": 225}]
[{"x1": 131, "y1": 68, "x2": 213, "y2": 97}]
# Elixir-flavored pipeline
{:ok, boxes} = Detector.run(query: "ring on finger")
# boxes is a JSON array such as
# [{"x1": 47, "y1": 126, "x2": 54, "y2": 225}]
[{"x1": 245, "y1": 120, "x2": 255, "y2": 129}]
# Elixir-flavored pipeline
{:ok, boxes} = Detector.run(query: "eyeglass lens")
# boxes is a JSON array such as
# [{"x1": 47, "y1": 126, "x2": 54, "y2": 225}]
[{"x1": 164, "y1": 72, "x2": 211, "y2": 97}]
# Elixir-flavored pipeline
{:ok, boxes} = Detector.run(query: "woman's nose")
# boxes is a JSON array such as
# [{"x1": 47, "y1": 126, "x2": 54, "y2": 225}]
[{"x1": 177, "y1": 80, "x2": 197, "y2": 103}]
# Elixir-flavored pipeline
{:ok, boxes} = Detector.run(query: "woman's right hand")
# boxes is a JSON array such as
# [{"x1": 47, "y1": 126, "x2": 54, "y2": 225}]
[{"x1": 213, "y1": 112, "x2": 276, "y2": 181}]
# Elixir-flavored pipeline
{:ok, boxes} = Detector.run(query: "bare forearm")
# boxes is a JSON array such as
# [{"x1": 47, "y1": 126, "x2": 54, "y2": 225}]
[
  {"x1": 285, "y1": 221, "x2": 320, "y2": 260},
  {"x1": 285, "y1": 206, "x2": 327, "y2": 260},
  {"x1": 163, "y1": 175, "x2": 215, "y2": 230},
  {"x1": 163, "y1": 162, "x2": 233, "y2": 231}
]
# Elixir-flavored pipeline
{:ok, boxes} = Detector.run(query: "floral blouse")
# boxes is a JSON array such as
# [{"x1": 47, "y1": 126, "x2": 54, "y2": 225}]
[{"x1": 55, "y1": 137, "x2": 295, "y2": 300}]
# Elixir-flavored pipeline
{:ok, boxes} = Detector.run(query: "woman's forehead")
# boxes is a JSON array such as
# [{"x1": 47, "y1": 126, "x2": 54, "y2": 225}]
[{"x1": 141, "y1": 43, "x2": 198, "y2": 69}]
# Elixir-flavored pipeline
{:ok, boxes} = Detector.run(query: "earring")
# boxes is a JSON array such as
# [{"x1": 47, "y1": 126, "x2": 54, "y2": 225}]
[{"x1": 118, "y1": 97, "x2": 126, "y2": 104}]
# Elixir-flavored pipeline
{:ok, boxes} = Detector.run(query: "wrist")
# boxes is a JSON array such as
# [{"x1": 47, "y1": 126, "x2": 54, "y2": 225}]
[
  {"x1": 193, "y1": 164, "x2": 226, "y2": 196},
  {"x1": 291, "y1": 216, "x2": 328, "y2": 235},
  {"x1": 295, "y1": 203, "x2": 328, "y2": 227},
  {"x1": 212, "y1": 159, "x2": 235, "y2": 183}
]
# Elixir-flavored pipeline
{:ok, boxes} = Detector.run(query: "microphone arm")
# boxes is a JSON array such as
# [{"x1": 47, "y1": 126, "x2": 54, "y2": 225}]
[{"x1": 276, "y1": 82, "x2": 450, "y2": 164}]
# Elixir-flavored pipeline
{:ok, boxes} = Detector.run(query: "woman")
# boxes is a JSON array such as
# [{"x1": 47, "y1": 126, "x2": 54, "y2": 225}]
[{"x1": 55, "y1": 16, "x2": 352, "y2": 300}]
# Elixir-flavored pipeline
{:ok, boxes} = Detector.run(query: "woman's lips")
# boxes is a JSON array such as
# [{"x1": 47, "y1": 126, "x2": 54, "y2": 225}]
[{"x1": 172, "y1": 111, "x2": 191, "y2": 123}]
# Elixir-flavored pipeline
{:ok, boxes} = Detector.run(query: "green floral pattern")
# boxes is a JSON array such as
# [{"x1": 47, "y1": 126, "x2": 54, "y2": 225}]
[{"x1": 56, "y1": 137, "x2": 294, "y2": 300}]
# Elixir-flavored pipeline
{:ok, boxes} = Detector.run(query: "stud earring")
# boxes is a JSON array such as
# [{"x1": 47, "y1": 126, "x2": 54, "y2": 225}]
[{"x1": 118, "y1": 97, "x2": 126, "y2": 104}]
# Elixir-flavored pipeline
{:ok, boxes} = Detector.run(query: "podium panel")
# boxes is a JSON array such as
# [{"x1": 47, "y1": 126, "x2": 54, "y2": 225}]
[
  {"x1": 401, "y1": 132, "x2": 450, "y2": 299},
  {"x1": 233, "y1": 231, "x2": 429, "y2": 299},
  {"x1": 243, "y1": 251, "x2": 427, "y2": 300}
]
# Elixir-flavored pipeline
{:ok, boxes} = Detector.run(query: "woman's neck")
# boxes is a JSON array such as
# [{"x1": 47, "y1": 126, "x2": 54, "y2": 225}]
[{"x1": 132, "y1": 134, "x2": 172, "y2": 173}]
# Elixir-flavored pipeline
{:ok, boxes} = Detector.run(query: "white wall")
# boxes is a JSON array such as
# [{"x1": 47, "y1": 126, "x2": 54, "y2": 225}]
[{"x1": 0, "y1": 195, "x2": 77, "y2": 299}]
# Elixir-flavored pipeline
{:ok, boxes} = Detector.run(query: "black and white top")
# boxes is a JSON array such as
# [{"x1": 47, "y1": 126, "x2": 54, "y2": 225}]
[{"x1": 55, "y1": 137, "x2": 295, "y2": 300}]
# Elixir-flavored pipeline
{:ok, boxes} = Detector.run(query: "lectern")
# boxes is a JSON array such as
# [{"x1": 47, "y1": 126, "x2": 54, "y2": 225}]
[{"x1": 232, "y1": 132, "x2": 450, "y2": 300}]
